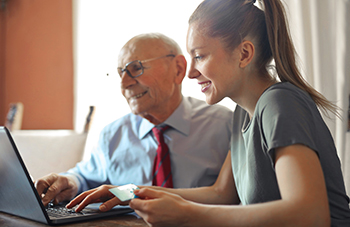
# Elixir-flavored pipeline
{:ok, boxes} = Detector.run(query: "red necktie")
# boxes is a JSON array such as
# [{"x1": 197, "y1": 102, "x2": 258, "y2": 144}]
[{"x1": 152, "y1": 125, "x2": 173, "y2": 188}]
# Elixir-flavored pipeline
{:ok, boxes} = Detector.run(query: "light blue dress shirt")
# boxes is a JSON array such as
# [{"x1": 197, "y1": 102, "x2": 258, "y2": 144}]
[{"x1": 66, "y1": 96, "x2": 233, "y2": 193}]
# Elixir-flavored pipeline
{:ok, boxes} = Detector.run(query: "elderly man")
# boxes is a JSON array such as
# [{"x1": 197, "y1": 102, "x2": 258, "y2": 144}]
[{"x1": 35, "y1": 33, "x2": 233, "y2": 206}]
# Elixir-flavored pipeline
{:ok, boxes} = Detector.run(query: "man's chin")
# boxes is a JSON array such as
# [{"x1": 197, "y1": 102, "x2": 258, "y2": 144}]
[
  {"x1": 129, "y1": 106, "x2": 145, "y2": 116},
  {"x1": 129, "y1": 104, "x2": 157, "y2": 122},
  {"x1": 133, "y1": 111, "x2": 155, "y2": 123}
]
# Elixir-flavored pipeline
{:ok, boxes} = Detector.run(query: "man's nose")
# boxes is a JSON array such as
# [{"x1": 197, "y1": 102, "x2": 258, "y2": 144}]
[{"x1": 120, "y1": 71, "x2": 137, "y2": 89}]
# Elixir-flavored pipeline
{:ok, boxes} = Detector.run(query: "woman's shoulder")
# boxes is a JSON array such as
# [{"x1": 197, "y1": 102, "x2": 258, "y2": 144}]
[
  {"x1": 263, "y1": 82, "x2": 308, "y2": 98},
  {"x1": 259, "y1": 82, "x2": 313, "y2": 106},
  {"x1": 256, "y1": 82, "x2": 317, "y2": 118}
]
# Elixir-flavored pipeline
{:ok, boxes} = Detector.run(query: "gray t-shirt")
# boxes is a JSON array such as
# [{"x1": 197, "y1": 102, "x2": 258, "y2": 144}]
[{"x1": 231, "y1": 82, "x2": 350, "y2": 226}]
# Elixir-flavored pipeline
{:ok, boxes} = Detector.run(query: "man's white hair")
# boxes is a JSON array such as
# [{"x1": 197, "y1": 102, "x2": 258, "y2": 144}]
[{"x1": 129, "y1": 33, "x2": 183, "y2": 55}]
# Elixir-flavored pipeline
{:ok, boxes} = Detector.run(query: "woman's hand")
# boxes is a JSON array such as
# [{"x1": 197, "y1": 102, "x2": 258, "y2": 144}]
[
  {"x1": 66, "y1": 185, "x2": 127, "y2": 212},
  {"x1": 130, "y1": 187, "x2": 192, "y2": 227}
]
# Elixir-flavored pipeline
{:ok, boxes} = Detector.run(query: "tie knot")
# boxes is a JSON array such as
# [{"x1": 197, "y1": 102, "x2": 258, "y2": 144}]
[
  {"x1": 152, "y1": 125, "x2": 170, "y2": 145},
  {"x1": 152, "y1": 125, "x2": 170, "y2": 134}
]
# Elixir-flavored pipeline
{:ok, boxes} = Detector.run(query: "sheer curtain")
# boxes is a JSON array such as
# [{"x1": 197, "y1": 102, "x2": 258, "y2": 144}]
[{"x1": 283, "y1": 0, "x2": 350, "y2": 192}]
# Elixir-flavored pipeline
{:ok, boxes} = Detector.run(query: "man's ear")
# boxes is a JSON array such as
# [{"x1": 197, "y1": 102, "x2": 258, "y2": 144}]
[
  {"x1": 174, "y1": 55, "x2": 187, "y2": 84},
  {"x1": 239, "y1": 40, "x2": 255, "y2": 68}
]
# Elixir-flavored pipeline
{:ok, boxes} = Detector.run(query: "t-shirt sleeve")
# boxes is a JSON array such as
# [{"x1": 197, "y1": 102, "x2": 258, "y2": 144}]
[{"x1": 257, "y1": 87, "x2": 319, "y2": 164}]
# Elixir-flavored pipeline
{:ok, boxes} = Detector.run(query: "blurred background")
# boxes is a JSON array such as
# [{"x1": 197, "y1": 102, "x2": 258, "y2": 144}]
[{"x1": 0, "y1": 0, "x2": 349, "y2": 188}]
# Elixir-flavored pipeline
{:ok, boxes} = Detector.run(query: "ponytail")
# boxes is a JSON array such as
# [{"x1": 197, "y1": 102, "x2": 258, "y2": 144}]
[
  {"x1": 263, "y1": 0, "x2": 339, "y2": 117},
  {"x1": 189, "y1": 0, "x2": 339, "y2": 118}
]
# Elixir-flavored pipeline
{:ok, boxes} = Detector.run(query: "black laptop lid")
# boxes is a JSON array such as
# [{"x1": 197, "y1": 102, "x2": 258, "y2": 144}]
[{"x1": 0, "y1": 127, "x2": 49, "y2": 224}]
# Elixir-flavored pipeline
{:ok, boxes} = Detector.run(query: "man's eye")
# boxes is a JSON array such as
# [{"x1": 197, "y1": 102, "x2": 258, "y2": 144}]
[
  {"x1": 128, "y1": 63, "x2": 142, "y2": 73},
  {"x1": 132, "y1": 65, "x2": 142, "y2": 71}
]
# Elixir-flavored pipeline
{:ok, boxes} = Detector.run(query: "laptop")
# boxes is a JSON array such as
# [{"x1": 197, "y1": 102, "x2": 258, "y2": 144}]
[{"x1": 0, "y1": 126, "x2": 133, "y2": 225}]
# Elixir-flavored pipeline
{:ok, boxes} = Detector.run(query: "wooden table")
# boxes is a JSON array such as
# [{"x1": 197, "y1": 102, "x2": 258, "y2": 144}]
[{"x1": 0, "y1": 211, "x2": 148, "y2": 227}]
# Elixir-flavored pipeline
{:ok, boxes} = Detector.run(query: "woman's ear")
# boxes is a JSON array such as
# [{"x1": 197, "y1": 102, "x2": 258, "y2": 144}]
[
  {"x1": 239, "y1": 40, "x2": 255, "y2": 68},
  {"x1": 174, "y1": 55, "x2": 187, "y2": 84}
]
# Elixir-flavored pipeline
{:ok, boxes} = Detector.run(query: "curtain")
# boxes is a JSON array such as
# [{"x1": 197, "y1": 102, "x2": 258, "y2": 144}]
[{"x1": 283, "y1": 0, "x2": 350, "y2": 193}]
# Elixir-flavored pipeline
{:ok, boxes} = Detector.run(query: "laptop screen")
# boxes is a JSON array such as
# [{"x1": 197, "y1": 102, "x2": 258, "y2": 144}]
[
  {"x1": 0, "y1": 126, "x2": 133, "y2": 225},
  {"x1": 0, "y1": 127, "x2": 49, "y2": 223}
]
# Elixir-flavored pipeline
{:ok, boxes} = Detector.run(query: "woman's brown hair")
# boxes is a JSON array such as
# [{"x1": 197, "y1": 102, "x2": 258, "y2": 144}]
[{"x1": 189, "y1": 0, "x2": 339, "y2": 117}]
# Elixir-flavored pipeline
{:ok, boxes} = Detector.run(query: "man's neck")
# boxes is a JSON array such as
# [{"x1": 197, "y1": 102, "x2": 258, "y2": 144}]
[{"x1": 141, "y1": 96, "x2": 183, "y2": 125}]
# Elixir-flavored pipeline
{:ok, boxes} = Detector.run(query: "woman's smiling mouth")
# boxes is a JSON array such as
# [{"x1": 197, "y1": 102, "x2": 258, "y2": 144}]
[{"x1": 199, "y1": 81, "x2": 212, "y2": 93}]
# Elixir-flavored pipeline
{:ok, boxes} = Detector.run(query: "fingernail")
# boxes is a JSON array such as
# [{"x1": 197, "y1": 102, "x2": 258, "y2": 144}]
[{"x1": 100, "y1": 204, "x2": 106, "y2": 212}]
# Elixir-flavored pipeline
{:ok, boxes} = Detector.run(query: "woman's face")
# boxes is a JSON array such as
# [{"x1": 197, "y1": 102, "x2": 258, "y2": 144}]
[{"x1": 186, "y1": 22, "x2": 244, "y2": 105}]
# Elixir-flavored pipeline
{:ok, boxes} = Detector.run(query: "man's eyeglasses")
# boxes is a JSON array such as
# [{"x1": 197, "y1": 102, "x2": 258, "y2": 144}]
[{"x1": 117, "y1": 54, "x2": 175, "y2": 79}]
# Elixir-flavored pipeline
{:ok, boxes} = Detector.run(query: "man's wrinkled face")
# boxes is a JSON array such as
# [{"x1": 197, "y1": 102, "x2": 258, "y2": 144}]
[{"x1": 118, "y1": 39, "x2": 177, "y2": 117}]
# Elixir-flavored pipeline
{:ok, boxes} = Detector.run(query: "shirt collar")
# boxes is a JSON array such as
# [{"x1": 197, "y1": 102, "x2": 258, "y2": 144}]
[{"x1": 138, "y1": 96, "x2": 191, "y2": 139}]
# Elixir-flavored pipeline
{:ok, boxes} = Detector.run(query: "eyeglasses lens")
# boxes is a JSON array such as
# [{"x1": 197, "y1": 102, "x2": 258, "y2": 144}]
[
  {"x1": 128, "y1": 61, "x2": 143, "y2": 78},
  {"x1": 118, "y1": 61, "x2": 143, "y2": 78}
]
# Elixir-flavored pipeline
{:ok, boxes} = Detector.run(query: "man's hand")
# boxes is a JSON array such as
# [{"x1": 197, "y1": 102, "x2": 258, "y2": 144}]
[
  {"x1": 66, "y1": 185, "x2": 128, "y2": 212},
  {"x1": 35, "y1": 173, "x2": 78, "y2": 207}
]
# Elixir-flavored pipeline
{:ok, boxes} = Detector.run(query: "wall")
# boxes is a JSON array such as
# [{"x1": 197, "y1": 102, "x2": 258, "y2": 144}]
[
  {"x1": 0, "y1": 2, "x2": 6, "y2": 124},
  {"x1": 0, "y1": 0, "x2": 73, "y2": 129}
]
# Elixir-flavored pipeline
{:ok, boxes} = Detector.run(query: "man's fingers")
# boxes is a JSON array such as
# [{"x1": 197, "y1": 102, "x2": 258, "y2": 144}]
[
  {"x1": 53, "y1": 189, "x2": 75, "y2": 205},
  {"x1": 41, "y1": 175, "x2": 71, "y2": 206},
  {"x1": 73, "y1": 189, "x2": 109, "y2": 212},
  {"x1": 41, "y1": 182, "x2": 63, "y2": 206},
  {"x1": 66, "y1": 190, "x2": 94, "y2": 208},
  {"x1": 99, "y1": 197, "x2": 123, "y2": 212},
  {"x1": 35, "y1": 174, "x2": 58, "y2": 196},
  {"x1": 68, "y1": 185, "x2": 122, "y2": 213}
]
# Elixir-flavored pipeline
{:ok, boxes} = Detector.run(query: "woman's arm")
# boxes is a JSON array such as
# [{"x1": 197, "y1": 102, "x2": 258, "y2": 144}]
[
  {"x1": 148, "y1": 151, "x2": 239, "y2": 205},
  {"x1": 131, "y1": 144, "x2": 330, "y2": 227}
]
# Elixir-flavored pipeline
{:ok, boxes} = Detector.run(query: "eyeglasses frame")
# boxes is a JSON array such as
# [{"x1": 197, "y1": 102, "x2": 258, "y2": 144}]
[{"x1": 117, "y1": 54, "x2": 176, "y2": 79}]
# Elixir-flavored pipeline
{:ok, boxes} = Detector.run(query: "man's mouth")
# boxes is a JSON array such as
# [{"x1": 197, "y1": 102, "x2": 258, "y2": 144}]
[{"x1": 129, "y1": 90, "x2": 148, "y2": 100}]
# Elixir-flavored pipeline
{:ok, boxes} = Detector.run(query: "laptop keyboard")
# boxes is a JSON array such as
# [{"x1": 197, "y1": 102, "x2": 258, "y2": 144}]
[
  {"x1": 46, "y1": 206, "x2": 85, "y2": 218},
  {"x1": 46, "y1": 203, "x2": 85, "y2": 218}
]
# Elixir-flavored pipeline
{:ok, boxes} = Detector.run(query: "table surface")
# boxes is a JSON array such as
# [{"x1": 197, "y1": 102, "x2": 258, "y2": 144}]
[{"x1": 0, "y1": 211, "x2": 148, "y2": 227}]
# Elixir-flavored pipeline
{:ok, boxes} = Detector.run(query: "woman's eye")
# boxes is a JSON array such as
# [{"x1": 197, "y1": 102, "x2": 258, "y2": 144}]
[{"x1": 194, "y1": 55, "x2": 203, "y2": 61}]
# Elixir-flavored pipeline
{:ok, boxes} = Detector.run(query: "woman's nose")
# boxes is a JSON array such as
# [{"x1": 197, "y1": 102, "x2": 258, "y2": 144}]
[{"x1": 187, "y1": 62, "x2": 200, "y2": 79}]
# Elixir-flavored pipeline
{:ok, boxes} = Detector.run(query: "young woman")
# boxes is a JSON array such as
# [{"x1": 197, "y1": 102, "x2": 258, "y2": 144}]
[{"x1": 68, "y1": 0, "x2": 350, "y2": 226}]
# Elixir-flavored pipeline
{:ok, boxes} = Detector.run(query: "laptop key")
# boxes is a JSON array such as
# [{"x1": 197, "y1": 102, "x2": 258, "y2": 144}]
[{"x1": 46, "y1": 206, "x2": 84, "y2": 218}]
